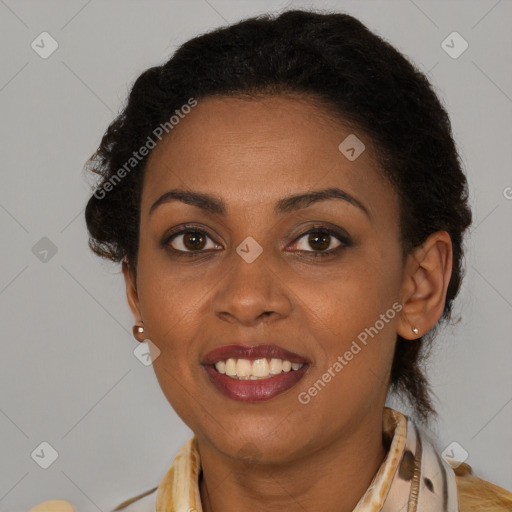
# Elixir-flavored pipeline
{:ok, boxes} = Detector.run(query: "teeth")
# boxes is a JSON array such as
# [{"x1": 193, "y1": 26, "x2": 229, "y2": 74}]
[
  {"x1": 214, "y1": 358, "x2": 305, "y2": 379},
  {"x1": 235, "y1": 358, "x2": 252, "y2": 378},
  {"x1": 269, "y1": 358, "x2": 282, "y2": 374},
  {"x1": 225, "y1": 358, "x2": 236, "y2": 376},
  {"x1": 252, "y1": 358, "x2": 269, "y2": 377}
]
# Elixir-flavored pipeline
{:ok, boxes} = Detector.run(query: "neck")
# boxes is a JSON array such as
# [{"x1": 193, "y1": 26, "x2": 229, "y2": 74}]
[{"x1": 197, "y1": 411, "x2": 389, "y2": 512}]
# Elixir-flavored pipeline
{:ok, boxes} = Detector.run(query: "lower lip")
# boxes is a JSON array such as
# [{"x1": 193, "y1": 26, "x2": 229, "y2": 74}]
[{"x1": 203, "y1": 364, "x2": 309, "y2": 402}]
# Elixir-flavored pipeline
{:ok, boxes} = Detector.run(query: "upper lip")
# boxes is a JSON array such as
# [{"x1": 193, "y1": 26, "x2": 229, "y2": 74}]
[{"x1": 202, "y1": 344, "x2": 311, "y2": 365}]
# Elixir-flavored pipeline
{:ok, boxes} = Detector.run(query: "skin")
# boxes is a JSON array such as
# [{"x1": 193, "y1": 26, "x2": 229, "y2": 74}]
[{"x1": 123, "y1": 94, "x2": 452, "y2": 512}]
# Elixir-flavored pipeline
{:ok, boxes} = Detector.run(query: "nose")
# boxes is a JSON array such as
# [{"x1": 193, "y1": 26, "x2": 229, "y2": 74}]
[{"x1": 211, "y1": 246, "x2": 292, "y2": 326}]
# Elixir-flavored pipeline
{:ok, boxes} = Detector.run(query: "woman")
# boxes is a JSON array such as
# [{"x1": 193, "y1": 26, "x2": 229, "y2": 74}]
[{"x1": 34, "y1": 8, "x2": 511, "y2": 512}]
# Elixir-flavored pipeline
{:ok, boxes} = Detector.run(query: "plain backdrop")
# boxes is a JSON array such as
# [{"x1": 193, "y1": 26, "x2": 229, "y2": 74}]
[{"x1": 1, "y1": 0, "x2": 511, "y2": 510}]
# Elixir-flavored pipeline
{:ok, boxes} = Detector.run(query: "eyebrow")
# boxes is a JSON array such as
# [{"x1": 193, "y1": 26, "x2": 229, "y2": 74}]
[{"x1": 149, "y1": 187, "x2": 371, "y2": 219}]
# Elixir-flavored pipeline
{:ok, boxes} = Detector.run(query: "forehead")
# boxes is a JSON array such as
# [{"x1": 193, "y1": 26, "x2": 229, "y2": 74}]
[{"x1": 141, "y1": 95, "x2": 398, "y2": 221}]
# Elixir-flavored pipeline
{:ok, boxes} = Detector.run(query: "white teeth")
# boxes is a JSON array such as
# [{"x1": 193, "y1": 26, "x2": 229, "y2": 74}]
[
  {"x1": 252, "y1": 358, "x2": 270, "y2": 377},
  {"x1": 213, "y1": 358, "x2": 304, "y2": 379},
  {"x1": 235, "y1": 358, "x2": 252, "y2": 378},
  {"x1": 225, "y1": 358, "x2": 237, "y2": 376},
  {"x1": 269, "y1": 358, "x2": 282, "y2": 374}
]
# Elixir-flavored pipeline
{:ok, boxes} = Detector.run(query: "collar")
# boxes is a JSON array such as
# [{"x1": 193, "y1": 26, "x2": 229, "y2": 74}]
[{"x1": 155, "y1": 407, "x2": 458, "y2": 511}]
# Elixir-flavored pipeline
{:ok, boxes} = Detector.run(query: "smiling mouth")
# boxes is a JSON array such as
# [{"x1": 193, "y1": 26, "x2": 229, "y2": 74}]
[
  {"x1": 201, "y1": 344, "x2": 310, "y2": 400},
  {"x1": 212, "y1": 357, "x2": 306, "y2": 380}
]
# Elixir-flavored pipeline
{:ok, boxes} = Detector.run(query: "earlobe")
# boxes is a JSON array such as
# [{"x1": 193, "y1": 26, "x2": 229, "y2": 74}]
[{"x1": 397, "y1": 231, "x2": 453, "y2": 340}]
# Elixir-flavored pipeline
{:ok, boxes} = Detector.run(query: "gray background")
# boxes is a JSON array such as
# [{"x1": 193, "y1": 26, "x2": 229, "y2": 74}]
[{"x1": 1, "y1": 0, "x2": 511, "y2": 510}]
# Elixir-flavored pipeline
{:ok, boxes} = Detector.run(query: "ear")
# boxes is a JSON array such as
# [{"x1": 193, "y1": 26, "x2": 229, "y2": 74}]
[
  {"x1": 122, "y1": 258, "x2": 143, "y2": 338},
  {"x1": 397, "y1": 231, "x2": 453, "y2": 340}
]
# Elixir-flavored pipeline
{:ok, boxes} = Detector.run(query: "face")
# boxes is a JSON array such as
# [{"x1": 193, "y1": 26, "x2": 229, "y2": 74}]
[{"x1": 125, "y1": 94, "x2": 411, "y2": 464}]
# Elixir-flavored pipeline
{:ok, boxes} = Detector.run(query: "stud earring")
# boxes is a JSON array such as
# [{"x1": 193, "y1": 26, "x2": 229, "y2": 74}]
[
  {"x1": 411, "y1": 327, "x2": 419, "y2": 335},
  {"x1": 132, "y1": 324, "x2": 144, "y2": 340}
]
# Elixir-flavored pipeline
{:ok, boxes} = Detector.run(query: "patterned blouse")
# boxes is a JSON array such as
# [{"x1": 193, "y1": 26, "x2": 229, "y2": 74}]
[{"x1": 30, "y1": 407, "x2": 512, "y2": 512}]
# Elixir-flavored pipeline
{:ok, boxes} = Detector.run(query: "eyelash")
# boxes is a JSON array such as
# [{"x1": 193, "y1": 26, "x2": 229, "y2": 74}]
[{"x1": 161, "y1": 224, "x2": 351, "y2": 259}]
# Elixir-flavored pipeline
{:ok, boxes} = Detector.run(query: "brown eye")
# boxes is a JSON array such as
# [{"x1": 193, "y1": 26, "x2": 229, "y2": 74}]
[
  {"x1": 165, "y1": 229, "x2": 219, "y2": 253},
  {"x1": 182, "y1": 232, "x2": 207, "y2": 251},
  {"x1": 287, "y1": 225, "x2": 352, "y2": 259},
  {"x1": 307, "y1": 232, "x2": 331, "y2": 251},
  {"x1": 293, "y1": 229, "x2": 343, "y2": 254}
]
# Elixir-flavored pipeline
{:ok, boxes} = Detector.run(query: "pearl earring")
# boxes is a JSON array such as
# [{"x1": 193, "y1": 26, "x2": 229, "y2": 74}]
[
  {"x1": 132, "y1": 324, "x2": 144, "y2": 339},
  {"x1": 411, "y1": 327, "x2": 419, "y2": 335}
]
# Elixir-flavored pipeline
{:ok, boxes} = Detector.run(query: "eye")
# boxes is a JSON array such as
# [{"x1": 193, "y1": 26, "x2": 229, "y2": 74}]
[
  {"x1": 289, "y1": 227, "x2": 350, "y2": 257},
  {"x1": 161, "y1": 224, "x2": 351, "y2": 258},
  {"x1": 162, "y1": 226, "x2": 221, "y2": 255}
]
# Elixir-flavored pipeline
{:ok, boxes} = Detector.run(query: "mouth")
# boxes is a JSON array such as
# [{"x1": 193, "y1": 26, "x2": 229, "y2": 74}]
[{"x1": 201, "y1": 344, "x2": 310, "y2": 402}]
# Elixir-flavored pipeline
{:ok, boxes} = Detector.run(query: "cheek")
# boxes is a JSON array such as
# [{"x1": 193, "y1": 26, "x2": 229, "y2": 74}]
[
  {"x1": 137, "y1": 267, "x2": 210, "y2": 425},
  {"x1": 295, "y1": 290, "x2": 398, "y2": 427},
  {"x1": 291, "y1": 245, "x2": 402, "y2": 337},
  {"x1": 136, "y1": 237, "x2": 215, "y2": 326},
  {"x1": 289, "y1": 246, "x2": 401, "y2": 396},
  {"x1": 137, "y1": 271, "x2": 210, "y2": 358}
]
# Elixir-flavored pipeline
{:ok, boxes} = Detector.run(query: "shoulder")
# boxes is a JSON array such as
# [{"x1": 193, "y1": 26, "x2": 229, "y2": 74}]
[
  {"x1": 111, "y1": 486, "x2": 158, "y2": 511},
  {"x1": 451, "y1": 461, "x2": 512, "y2": 512}
]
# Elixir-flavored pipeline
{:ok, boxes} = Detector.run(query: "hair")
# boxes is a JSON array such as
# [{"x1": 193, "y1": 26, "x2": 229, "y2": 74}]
[{"x1": 84, "y1": 9, "x2": 472, "y2": 423}]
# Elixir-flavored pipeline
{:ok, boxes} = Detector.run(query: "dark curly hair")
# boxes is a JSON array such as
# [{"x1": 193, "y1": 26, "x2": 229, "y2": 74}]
[{"x1": 84, "y1": 9, "x2": 472, "y2": 423}]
